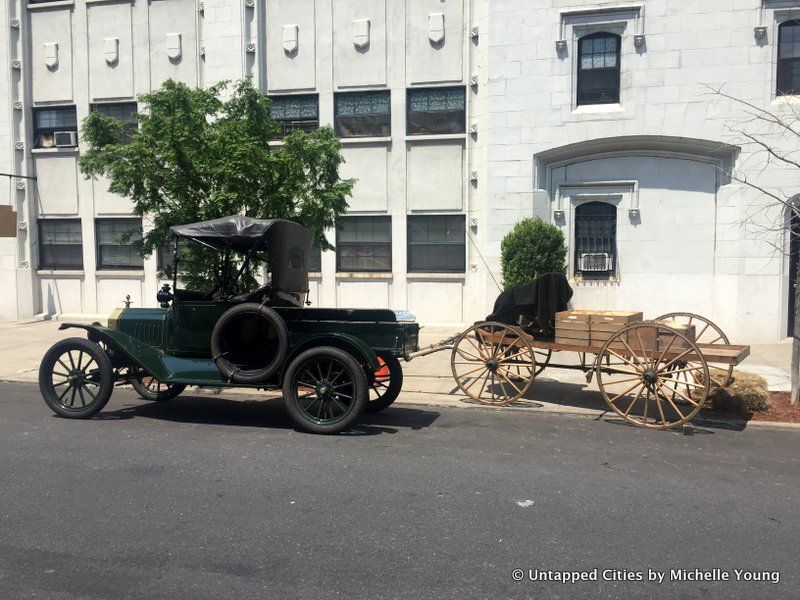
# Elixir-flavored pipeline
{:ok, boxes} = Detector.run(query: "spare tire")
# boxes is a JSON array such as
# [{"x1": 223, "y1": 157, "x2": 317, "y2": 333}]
[{"x1": 210, "y1": 303, "x2": 289, "y2": 383}]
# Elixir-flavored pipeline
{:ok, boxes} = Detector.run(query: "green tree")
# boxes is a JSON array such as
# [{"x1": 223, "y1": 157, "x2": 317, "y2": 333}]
[
  {"x1": 500, "y1": 218, "x2": 567, "y2": 289},
  {"x1": 79, "y1": 79, "x2": 353, "y2": 291}
]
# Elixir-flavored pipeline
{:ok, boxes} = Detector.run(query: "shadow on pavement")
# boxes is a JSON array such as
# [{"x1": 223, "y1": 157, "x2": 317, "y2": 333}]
[{"x1": 95, "y1": 393, "x2": 440, "y2": 436}]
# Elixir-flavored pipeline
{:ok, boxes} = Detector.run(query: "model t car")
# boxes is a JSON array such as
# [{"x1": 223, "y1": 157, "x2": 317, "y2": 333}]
[{"x1": 38, "y1": 216, "x2": 419, "y2": 433}]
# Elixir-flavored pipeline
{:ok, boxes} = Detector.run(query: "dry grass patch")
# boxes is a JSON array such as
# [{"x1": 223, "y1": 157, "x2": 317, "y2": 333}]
[{"x1": 706, "y1": 370, "x2": 771, "y2": 415}]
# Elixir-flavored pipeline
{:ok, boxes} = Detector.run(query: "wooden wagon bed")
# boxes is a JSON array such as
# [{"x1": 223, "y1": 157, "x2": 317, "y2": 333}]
[
  {"x1": 416, "y1": 313, "x2": 754, "y2": 430},
  {"x1": 487, "y1": 331, "x2": 751, "y2": 367}
]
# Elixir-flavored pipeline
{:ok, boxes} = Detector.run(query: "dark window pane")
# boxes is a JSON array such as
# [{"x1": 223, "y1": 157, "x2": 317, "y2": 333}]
[
  {"x1": 577, "y1": 33, "x2": 621, "y2": 106},
  {"x1": 308, "y1": 244, "x2": 322, "y2": 272},
  {"x1": 334, "y1": 91, "x2": 391, "y2": 137},
  {"x1": 574, "y1": 202, "x2": 617, "y2": 276},
  {"x1": 38, "y1": 219, "x2": 83, "y2": 270},
  {"x1": 33, "y1": 106, "x2": 78, "y2": 148},
  {"x1": 96, "y1": 218, "x2": 143, "y2": 270},
  {"x1": 269, "y1": 95, "x2": 319, "y2": 138},
  {"x1": 91, "y1": 102, "x2": 138, "y2": 140},
  {"x1": 336, "y1": 216, "x2": 392, "y2": 272},
  {"x1": 407, "y1": 87, "x2": 466, "y2": 135},
  {"x1": 778, "y1": 21, "x2": 800, "y2": 96},
  {"x1": 407, "y1": 215, "x2": 466, "y2": 273}
]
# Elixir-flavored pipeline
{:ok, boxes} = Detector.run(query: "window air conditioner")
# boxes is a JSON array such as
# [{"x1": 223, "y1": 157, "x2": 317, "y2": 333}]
[
  {"x1": 53, "y1": 131, "x2": 78, "y2": 147},
  {"x1": 579, "y1": 253, "x2": 612, "y2": 272}
]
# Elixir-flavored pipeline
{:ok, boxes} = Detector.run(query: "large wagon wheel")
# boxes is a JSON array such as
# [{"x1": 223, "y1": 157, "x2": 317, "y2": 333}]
[
  {"x1": 595, "y1": 322, "x2": 709, "y2": 429},
  {"x1": 451, "y1": 322, "x2": 535, "y2": 406},
  {"x1": 655, "y1": 312, "x2": 733, "y2": 388}
]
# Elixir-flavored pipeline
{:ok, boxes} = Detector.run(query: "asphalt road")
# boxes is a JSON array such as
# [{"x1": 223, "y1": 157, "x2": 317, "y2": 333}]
[{"x1": 0, "y1": 382, "x2": 798, "y2": 600}]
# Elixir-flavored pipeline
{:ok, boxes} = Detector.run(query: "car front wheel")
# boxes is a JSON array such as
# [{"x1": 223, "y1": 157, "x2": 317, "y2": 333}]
[
  {"x1": 38, "y1": 338, "x2": 114, "y2": 419},
  {"x1": 282, "y1": 346, "x2": 367, "y2": 434}
]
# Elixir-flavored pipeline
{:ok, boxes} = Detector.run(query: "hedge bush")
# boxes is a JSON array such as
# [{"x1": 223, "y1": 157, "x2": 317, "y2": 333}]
[{"x1": 501, "y1": 218, "x2": 567, "y2": 289}]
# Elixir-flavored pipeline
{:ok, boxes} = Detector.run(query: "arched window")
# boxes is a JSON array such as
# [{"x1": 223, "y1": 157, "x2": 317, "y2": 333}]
[
  {"x1": 577, "y1": 32, "x2": 621, "y2": 106},
  {"x1": 778, "y1": 20, "x2": 800, "y2": 96},
  {"x1": 574, "y1": 202, "x2": 617, "y2": 276}
]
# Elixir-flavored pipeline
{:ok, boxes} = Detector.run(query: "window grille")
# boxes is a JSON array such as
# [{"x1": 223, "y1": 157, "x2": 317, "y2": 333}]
[
  {"x1": 334, "y1": 91, "x2": 391, "y2": 137},
  {"x1": 574, "y1": 202, "x2": 617, "y2": 276},
  {"x1": 407, "y1": 87, "x2": 466, "y2": 135},
  {"x1": 269, "y1": 95, "x2": 319, "y2": 138},
  {"x1": 577, "y1": 33, "x2": 621, "y2": 106}
]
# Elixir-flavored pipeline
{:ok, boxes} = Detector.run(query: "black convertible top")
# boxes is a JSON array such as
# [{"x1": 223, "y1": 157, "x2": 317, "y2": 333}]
[
  {"x1": 170, "y1": 216, "x2": 310, "y2": 253},
  {"x1": 170, "y1": 215, "x2": 313, "y2": 294}
]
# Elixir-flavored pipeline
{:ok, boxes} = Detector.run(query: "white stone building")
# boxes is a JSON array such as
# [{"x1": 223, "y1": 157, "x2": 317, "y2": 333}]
[{"x1": 0, "y1": 0, "x2": 798, "y2": 342}]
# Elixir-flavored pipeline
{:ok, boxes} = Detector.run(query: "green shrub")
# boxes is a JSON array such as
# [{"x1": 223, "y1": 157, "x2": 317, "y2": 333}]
[{"x1": 500, "y1": 218, "x2": 567, "y2": 289}]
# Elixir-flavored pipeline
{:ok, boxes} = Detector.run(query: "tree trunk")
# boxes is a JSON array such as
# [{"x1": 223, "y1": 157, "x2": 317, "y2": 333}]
[{"x1": 793, "y1": 254, "x2": 800, "y2": 405}]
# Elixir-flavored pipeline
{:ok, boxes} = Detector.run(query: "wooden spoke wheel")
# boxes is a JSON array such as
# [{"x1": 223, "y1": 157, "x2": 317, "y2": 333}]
[
  {"x1": 450, "y1": 322, "x2": 535, "y2": 406},
  {"x1": 595, "y1": 322, "x2": 709, "y2": 429},
  {"x1": 655, "y1": 312, "x2": 733, "y2": 389}
]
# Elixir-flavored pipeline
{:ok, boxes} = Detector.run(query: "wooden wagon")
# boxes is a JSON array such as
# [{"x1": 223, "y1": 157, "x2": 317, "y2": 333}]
[{"x1": 408, "y1": 312, "x2": 750, "y2": 430}]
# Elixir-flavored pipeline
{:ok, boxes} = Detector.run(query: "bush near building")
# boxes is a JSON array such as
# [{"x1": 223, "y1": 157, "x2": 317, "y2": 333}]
[{"x1": 500, "y1": 218, "x2": 567, "y2": 289}]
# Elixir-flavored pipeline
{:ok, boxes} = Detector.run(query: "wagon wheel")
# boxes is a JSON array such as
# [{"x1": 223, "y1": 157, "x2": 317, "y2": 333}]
[
  {"x1": 655, "y1": 312, "x2": 733, "y2": 389},
  {"x1": 450, "y1": 322, "x2": 535, "y2": 406},
  {"x1": 595, "y1": 322, "x2": 709, "y2": 429}
]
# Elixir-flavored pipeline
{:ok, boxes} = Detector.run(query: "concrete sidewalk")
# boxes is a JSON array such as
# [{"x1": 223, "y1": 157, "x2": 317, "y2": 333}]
[{"x1": 0, "y1": 319, "x2": 792, "y2": 415}]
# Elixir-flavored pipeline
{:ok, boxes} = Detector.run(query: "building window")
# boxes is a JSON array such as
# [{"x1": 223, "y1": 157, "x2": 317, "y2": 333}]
[
  {"x1": 91, "y1": 102, "x2": 138, "y2": 141},
  {"x1": 33, "y1": 106, "x2": 78, "y2": 148},
  {"x1": 407, "y1": 87, "x2": 466, "y2": 135},
  {"x1": 408, "y1": 215, "x2": 466, "y2": 273},
  {"x1": 778, "y1": 20, "x2": 800, "y2": 96},
  {"x1": 269, "y1": 95, "x2": 319, "y2": 138},
  {"x1": 308, "y1": 244, "x2": 322, "y2": 273},
  {"x1": 334, "y1": 91, "x2": 391, "y2": 138},
  {"x1": 96, "y1": 218, "x2": 143, "y2": 270},
  {"x1": 576, "y1": 32, "x2": 621, "y2": 106},
  {"x1": 336, "y1": 216, "x2": 392, "y2": 272},
  {"x1": 574, "y1": 202, "x2": 617, "y2": 277},
  {"x1": 38, "y1": 219, "x2": 83, "y2": 270}
]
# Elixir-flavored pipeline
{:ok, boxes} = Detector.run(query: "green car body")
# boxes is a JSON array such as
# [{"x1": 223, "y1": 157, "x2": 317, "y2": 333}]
[
  {"x1": 61, "y1": 303, "x2": 419, "y2": 388},
  {"x1": 40, "y1": 216, "x2": 420, "y2": 433}
]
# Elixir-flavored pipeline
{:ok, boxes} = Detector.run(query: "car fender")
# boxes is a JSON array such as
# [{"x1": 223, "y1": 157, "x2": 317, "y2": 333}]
[
  {"x1": 58, "y1": 323, "x2": 170, "y2": 380},
  {"x1": 285, "y1": 333, "x2": 381, "y2": 376}
]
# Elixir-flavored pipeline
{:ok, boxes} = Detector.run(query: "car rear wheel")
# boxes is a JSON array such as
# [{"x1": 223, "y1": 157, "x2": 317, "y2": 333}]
[
  {"x1": 38, "y1": 338, "x2": 114, "y2": 419},
  {"x1": 130, "y1": 375, "x2": 186, "y2": 402},
  {"x1": 365, "y1": 354, "x2": 403, "y2": 413},
  {"x1": 283, "y1": 346, "x2": 367, "y2": 434}
]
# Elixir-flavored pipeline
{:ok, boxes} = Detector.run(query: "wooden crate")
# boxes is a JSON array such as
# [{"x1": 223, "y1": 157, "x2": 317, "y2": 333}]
[{"x1": 556, "y1": 310, "x2": 642, "y2": 348}]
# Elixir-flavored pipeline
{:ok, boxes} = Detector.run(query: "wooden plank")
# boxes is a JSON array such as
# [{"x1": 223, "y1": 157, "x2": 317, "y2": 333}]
[
  {"x1": 588, "y1": 311, "x2": 643, "y2": 325},
  {"x1": 485, "y1": 331, "x2": 751, "y2": 365}
]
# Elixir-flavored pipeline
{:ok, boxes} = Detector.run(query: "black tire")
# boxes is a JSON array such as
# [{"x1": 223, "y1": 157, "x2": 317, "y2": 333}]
[
  {"x1": 210, "y1": 303, "x2": 289, "y2": 384},
  {"x1": 282, "y1": 346, "x2": 368, "y2": 434},
  {"x1": 38, "y1": 337, "x2": 114, "y2": 419},
  {"x1": 130, "y1": 375, "x2": 186, "y2": 402},
  {"x1": 365, "y1": 354, "x2": 403, "y2": 413}
]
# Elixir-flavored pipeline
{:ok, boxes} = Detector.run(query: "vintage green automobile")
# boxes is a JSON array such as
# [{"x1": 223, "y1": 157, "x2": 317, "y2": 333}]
[{"x1": 38, "y1": 216, "x2": 420, "y2": 433}]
